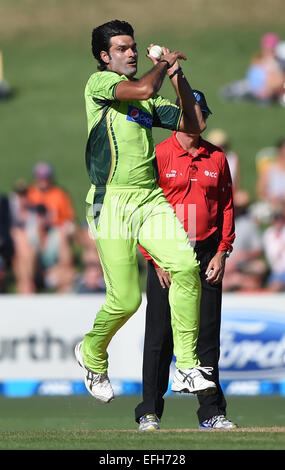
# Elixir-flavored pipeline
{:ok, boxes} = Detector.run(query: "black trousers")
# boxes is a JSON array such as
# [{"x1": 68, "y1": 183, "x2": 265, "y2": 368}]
[{"x1": 135, "y1": 235, "x2": 227, "y2": 425}]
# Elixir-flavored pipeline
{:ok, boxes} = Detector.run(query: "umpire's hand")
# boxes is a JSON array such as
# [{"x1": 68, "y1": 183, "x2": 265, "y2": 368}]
[{"x1": 205, "y1": 251, "x2": 227, "y2": 285}]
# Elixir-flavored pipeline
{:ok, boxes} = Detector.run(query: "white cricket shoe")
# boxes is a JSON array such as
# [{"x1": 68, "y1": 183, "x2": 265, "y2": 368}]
[
  {"x1": 199, "y1": 415, "x2": 239, "y2": 430},
  {"x1": 74, "y1": 341, "x2": 114, "y2": 403},
  {"x1": 171, "y1": 366, "x2": 217, "y2": 395}
]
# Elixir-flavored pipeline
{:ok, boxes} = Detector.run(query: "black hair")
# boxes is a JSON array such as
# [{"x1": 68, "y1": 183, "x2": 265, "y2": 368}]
[{"x1": 91, "y1": 20, "x2": 134, "y2": 71}]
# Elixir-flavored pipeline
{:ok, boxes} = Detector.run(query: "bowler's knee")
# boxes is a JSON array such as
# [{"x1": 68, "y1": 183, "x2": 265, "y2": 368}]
[
  {"x1": 175, "y1": 253, "x2": 200, "y2": 277},
  {"x1": 121, "y1": 291, "x2": 142, "y2": 316}
]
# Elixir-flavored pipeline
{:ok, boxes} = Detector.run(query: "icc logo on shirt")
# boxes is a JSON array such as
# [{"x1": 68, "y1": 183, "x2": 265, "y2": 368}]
[{"x1": 204, "y1": 170, "x2": 217, "y2": 178}]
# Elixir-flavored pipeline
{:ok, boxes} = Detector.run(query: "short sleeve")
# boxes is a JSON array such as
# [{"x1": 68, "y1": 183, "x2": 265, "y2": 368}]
[
  {"x1": 86, "y1": 71, "x2": 127, "y2": 102},
  {"x1": 152, "y1": 95, "x2": 182, "y2": 130}
]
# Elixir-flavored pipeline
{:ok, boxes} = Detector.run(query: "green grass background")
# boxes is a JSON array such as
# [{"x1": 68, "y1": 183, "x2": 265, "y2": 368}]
[
  {"x1": 0, "y1": 395, "x2": 284, "y2": 449},
  {"x1": 1, "y1": 0, "x2": 284, "y2": 224}
]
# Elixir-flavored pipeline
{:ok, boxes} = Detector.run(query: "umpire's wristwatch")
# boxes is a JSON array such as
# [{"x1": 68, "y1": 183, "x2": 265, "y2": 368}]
[
  {"x1": 221, "y1": 249, "x2": 231, "y2": 258},
  {"x1": 225, "y1": 249, "x2": 231, "y2": 258}
]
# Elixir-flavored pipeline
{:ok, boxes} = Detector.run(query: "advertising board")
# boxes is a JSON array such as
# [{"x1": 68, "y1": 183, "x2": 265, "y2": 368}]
[{"x1": 0, "y1": 294, "x2": 284, "y2": 396}]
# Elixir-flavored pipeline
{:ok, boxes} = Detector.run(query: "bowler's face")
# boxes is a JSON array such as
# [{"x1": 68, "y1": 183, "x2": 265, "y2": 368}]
[{"x1": 103, "y1": 35, "x2": 138, "y2": 78}]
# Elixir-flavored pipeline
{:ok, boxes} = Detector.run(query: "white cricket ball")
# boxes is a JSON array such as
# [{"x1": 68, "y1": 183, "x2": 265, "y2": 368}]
[{"x1": 149, "y1": 45, "x2": 163, "y2": 59}]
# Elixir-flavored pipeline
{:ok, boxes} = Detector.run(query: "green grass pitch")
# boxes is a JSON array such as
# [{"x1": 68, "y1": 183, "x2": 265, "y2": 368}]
[{"x1": 0, "y1": 395, "x2": 284, "y2": 450}]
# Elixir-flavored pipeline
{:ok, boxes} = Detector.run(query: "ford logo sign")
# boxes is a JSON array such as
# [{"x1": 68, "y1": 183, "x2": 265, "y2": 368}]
[{"x1": 220, "y1": 309, "x2": 285, "y2": 380}]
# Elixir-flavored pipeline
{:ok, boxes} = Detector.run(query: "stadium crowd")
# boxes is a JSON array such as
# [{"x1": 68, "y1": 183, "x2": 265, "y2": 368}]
[
  {"x1": 0, "y1": 161, "x2": 106, "y2": 294},
  {"x1": 0, "y1": 32, "x2": 284, "y2": 295},
  {"x1": 0, "y1": 134, "x2": 285, "y2": 295}
]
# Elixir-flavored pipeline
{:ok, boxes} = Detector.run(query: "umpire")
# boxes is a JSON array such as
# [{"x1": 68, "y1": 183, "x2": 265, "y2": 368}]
[{"x1": 135, "y1": 90, "x2": 238, "y2": 430}]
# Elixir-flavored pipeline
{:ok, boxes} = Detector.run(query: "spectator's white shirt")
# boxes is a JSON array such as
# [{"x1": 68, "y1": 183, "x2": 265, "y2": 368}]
[
  {"x1": 263, "y1": 224, "x2": 285, "y2": 273},
  {"x1": 234, "y1": 213, "x2": 263, "y2": 252}
]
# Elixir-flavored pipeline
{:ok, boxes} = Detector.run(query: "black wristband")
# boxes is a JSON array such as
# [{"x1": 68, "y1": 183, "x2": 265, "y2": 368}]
[
  {"x1": 169, "y1": 66, "x2": 182, "y2": 79},
  {"x1": 159, "y1": 59, "x2": 171, "y2": 69}
]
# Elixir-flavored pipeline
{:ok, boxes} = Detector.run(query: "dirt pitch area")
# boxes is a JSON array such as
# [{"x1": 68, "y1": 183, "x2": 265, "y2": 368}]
[{"x1": 109, "y1": 427, "x2": 285, "y2": 432}]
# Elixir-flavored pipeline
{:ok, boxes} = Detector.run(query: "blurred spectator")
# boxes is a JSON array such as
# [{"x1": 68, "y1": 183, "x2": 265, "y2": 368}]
[
  {"x1": 275, "y1": 41, "x2": 285, "y2": 72},
  {"x1": 13, "y1": 204, "x2": 75, "y2": 293},
  {"x1": 206, "y1": 128, "x2": 240, "y2": 190},
  {"x1": 246, "y1": 33, "x2": 284, "y2": 103},
  {"x1": 9, "y1": 179, "x2": 34, "y2": 293},
  {"x1": 73, "y1": 261, "x2": 105, "y2": 293},
  {"x1": 0, "y1": 50, "x2": 12, "y2": 101},
  {"x1": 223, "y1": 190, "x2": 267, "y2": 291},
  {"x1": 75, "y1": 223, "x2": 101, "y2": 265},
  {"x1": 0, "y1": 194, "x2": 14, "y2": 293},
  {"x1": 221, "y1": 32, "x2": 284, "y2": 105},
  {"x1": 10, "y1": 169, "x2": 76, "y2": 293},
  {"x1": 274, "y1": 40, "x2": 285, "y2": 106},
  {"x1": 73, "y1": 223, "x2": 105, "y2": 293},
  {"x1": 27, "y1": 161, "x2": 76, "y2": 236},
  {"x1": 256, "y1": 138, "x2": 285, "y2": 210},
  {"x1": 248, "y1": 145, "x2": 278, "y2": 225},
  {"x1": 255, "y1": 145, "x2": 277, "y2": 177},
  {"x1": 9, "y1": 179, "x2": 31, "y2": 227},
  {"x1": 263, "y1": 207, "x2": 285, "y2": 292}
]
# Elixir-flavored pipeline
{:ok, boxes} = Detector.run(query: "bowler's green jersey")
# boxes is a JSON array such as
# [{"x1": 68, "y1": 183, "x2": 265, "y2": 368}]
[
  {"x1": 81, "y1": 70, "x2": 202, "y2": 374},
  {"x1": 84, "y1": 70, "x2": 182, "y2": 200}
]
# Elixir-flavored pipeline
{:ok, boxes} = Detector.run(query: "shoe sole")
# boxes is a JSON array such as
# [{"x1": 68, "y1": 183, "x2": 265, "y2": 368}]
[
  {"x1": 195, "y1": 386, "x2": 217, "y2": 396},
  {"x1": 139, "y1": 425, "x2": 160, "y2": 431},
  {"x1": 74, "y1": 342, "x2": 114, "y2": 404},
  {"x1": 172, "y1": 387, "x2": 216, "y2": 396},
  {"x1": 198, "y1": 424, "x2": 238, "y2": 430},
  {"x1": 171, "y1": 383, "x2": 217, "y2": 396}
]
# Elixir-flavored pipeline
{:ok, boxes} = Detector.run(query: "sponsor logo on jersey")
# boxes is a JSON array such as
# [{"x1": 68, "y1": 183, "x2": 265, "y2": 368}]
[{"x1": 127, "y1": 106, "x2": 153, "y2": 130}]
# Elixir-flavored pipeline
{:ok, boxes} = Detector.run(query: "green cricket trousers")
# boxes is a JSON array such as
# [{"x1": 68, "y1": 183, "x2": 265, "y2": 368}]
[{"x1": 82, "y1": 184, "x2": 201, "y2": 373}]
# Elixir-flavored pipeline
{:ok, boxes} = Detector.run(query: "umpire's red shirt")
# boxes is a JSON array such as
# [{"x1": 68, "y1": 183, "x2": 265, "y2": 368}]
[{"x1": 140, "y1": 132, "x2": 235, "y2": 261}]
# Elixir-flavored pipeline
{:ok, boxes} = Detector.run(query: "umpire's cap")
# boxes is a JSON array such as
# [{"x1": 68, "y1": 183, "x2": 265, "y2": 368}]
[
  {"x1": 175, "y1": 90, "x2": 212, "y2": 115},
  {"x1": 192, "y1": 90, "x2": 212, "y2": 115}
]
